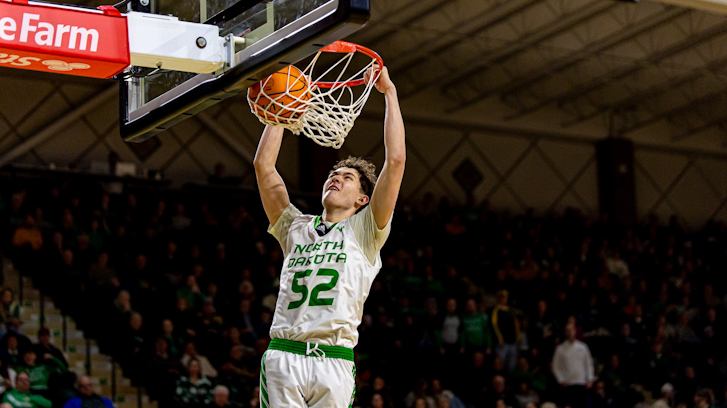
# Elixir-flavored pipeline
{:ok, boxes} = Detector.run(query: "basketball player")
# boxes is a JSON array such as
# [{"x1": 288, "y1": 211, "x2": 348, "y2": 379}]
[{"x1": 253, "y1": 64, "x2": 405, "y2": 408}]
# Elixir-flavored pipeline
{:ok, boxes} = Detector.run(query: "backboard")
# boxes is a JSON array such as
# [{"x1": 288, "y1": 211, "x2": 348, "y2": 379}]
[{"x1": 119, "y1": 0, "x2": 370, "y2": 142}]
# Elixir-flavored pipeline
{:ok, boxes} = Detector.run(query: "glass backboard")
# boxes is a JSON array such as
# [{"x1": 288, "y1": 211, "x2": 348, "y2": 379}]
[{"x1": 120, "y1": 0, "x2": 370, "y2": 142}]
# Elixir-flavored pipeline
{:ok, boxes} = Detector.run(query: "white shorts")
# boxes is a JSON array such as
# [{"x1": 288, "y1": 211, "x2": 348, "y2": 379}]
[{"x1": 260, "y1": 349, "x2": 356, "y2": 408}]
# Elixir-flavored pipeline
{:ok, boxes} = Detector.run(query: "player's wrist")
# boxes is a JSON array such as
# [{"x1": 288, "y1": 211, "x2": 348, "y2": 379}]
[{"x1": 383, "y1": 85, "x2": 397, "y2": 97}]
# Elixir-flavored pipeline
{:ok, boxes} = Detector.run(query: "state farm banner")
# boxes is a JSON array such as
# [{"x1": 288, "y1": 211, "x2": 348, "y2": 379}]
[{"x1": 0, "y1": 0, "x2": 129, "y2": 78}]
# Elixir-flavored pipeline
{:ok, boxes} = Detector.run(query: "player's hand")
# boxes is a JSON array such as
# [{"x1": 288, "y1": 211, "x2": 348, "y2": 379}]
[{"x1": 365, "y1": 65, "x2": 395, "y2": 94}]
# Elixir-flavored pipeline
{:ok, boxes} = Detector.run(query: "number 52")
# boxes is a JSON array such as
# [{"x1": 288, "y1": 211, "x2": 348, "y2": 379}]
[{"x1": 288, "y1": 268, "x2": 339, "y2": 310}]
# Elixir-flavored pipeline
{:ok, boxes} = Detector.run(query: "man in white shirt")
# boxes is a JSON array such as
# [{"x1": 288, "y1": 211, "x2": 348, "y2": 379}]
[
  {"x1": 552, "y1": 323, "x2": 595, "y2": 408},
  {"x1": 652, "y1": 383, "x2": 673, "y2": 408}
]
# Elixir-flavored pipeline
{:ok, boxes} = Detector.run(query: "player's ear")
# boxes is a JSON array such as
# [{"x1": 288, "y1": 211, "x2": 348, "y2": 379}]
[{"x1": 358, "y1": 195, "x2": 370, "y2": 206}]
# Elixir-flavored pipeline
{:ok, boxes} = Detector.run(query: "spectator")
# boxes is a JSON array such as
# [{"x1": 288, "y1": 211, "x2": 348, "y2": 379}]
[
  {"x1": 111, "y1": 290, "x2": 133, "y2": 327},
  {"x1": 15, "y1": 350, "x2": 66, "y2": 394},
  {"x1": 430, "y1": 379, "x2": 465, "y2": 408},
  {"x1": 492, "y1": 290, "x2": 520, "y2": 372},
  {"x1": 694, "y1": 388, "x2": 716, "y2": 408},
  {"x1": 196, "y1": 300, "x2": 224, "y2": 355},
  {"x1": 653, "y1": 383, "x2": 674, "y2": 408},
  {"x1": 206, "y1": 385, "x2": 239, "y2": 408},
  {"x1": 484, "y1": 375, "x2": 517, "y2": 408},
  {"x1": 438, "y1": 298, "x2": 460, "y2": 357},
  {"x1": 0, "y1": 289, "x2": 21, "y2": 334},
  {"x1": 125, "y1": 312, "x2": 145, "y2": 355},
  {"x1": 0, "y1": 359, "x2": 15, "y2": 395},
  {"x1": 459, "y1": 352, "x2": 489, "y2": 404},
  {"x1": 552, "y1": 323, "x2": 595, "y2": 408},
  {"x1": 171, "y1": 204, "x2": 192, "y2": 232},
  {"x1": 174, "y1": 359, "x2": 214, "y2": 408},
  {"x1": 591, "y1": 380, "x2": 613, "y2": 408},
  {"x1": 0, "y1": 334, "x2": 23, "y2": 369},
  {"x1": 460, "y1": 298, "x2": 493, "y2": 355},
  {"x1": 161, "y1": 319, "x2": 185, "y2": 359},
  {"x1": 62, "y1": 376, "x2": 113, "y2": 408},
  {"x1": 529, "y1": 299, "x2": 558, "y2": 369},
  {"x1": 33, "y1": 328, "x2": 67, "y2": 368},
  {"x1": 87, "y1": 252, "x2": 119, "y2": 291},
  {"x1": 369, "y1": 393, "x2": 386, "y2": 408},
  {"x1": 12, "y1": 214, "x2": 43, "y2": 250},
  {"x1": 404, "y1": 378, "x2": 435, "y2": 408},
  {"x1": 413, "y1": 398, "x2": 428, "y2": 408},
  {"x1": 172, "y1": 297, "x2": 197, "y2": 339},
  {"x1": 228, "y1": 300, "x2": 257, "y2": 346},
  {"x1": 514, "y1": 381, "x2": 539, "y2": 408},
  {"x1": 1, "y1": 372, "x2": 51, "y2": 408},
  {"x1": 180, "y1": 342, "x2": 218, "y2": 379},
  {"x1": 147, "y1": 337, "x2": 183, "y2": 406},
  {"x1": 178, "y1": 276, "x2": 205, "y2": 311},
  {"x1": 219, "y1": 345, "x2": 256, "y2": 392}
]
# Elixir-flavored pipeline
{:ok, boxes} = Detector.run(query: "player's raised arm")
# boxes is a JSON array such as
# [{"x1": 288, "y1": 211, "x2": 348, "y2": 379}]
[
  {"x1": 253, "y1": 125, "x2": 290, "y2": 226},
  {"x1": 367, "y1": 66, "x2": 406, "y2": 229}
]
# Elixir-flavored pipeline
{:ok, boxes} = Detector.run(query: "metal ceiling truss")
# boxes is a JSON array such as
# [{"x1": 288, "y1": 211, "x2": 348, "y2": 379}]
[
  {"x1": 671, "y1": 106, "x2": 727, "y2": 144},
  {"x1": 390, "y1": 0, "x2": 617, "y2": 100},
  {"x1": 360, "y1": 0, "x2": 465, "y2": 46},
  {"x1": 386, "y1": 0, "x2": 546, "y2": 73},
  {"x1": 621, "y1": 86, "x2": 727, "y2": 134},
  {"x1": 561, "y1": 52, "x2": 727, "y2": 127},
  {"x1": 503, "y1": 15, "x2": 727, "y2": 120},
  {"x1": 0, "y1": 85, "x2": 116, "y2": 168},
  {"x1": 437, "y1": 0, "x2": 624, "y2": 103},
  {"x1": 451, "y1": 7, "x2": 688, "y2": 113}
]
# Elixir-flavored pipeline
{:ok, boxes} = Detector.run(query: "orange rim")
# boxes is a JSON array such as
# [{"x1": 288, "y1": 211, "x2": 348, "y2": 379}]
[{"x1": 313, "y1": 41, "x2": 384, "y2": 88}]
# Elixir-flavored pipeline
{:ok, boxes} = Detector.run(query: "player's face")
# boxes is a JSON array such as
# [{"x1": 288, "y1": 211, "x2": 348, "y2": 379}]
[{"x1": 322, "y1": 167, "x2": 368, "y2": 210}]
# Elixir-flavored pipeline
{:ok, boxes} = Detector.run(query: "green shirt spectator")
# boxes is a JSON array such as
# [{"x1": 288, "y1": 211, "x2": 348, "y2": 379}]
[
  {"x1": 174, "y1": 359, "x2": 214, "y2": 408},
  {"x1": 15, "y1": 351, "x2": 67, "y2": 391},
  {"x1": 177, "y1": 276, "x2": 205, "y2": 311},
  {"x1": 2, "y1": 372, "x2": 52, "y2": 408},
  {"x1": 461, "y1": 299, "x2": 493, "y2": 352}
]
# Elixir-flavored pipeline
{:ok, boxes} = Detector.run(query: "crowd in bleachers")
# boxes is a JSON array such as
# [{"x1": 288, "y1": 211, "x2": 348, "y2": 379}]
[{"x1": 1, "y1": 173, "x2": 727, "y2": 408}]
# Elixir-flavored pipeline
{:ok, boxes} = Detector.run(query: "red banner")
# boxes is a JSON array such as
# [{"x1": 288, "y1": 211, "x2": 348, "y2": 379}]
[{"x1": 0, "y1": 0, "x2": 129, "y2": 78}]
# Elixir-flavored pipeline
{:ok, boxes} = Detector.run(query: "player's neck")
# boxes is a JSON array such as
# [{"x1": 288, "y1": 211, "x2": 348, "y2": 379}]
[{"x1": 321, "y1": 206, "x2": 356, "y2": 223}]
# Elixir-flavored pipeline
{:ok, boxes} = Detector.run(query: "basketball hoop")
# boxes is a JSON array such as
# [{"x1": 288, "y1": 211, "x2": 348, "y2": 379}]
[{"x1": 247, "y1": 41, "x2": 383, "y2": 149}]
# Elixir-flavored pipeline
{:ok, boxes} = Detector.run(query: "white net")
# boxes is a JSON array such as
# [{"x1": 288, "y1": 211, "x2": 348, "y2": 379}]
[{"x1": 247, "y1": 43, "x2": 380, "y2": 149}]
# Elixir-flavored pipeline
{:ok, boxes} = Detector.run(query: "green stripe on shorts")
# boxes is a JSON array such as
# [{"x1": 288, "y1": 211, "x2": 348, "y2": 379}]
[
  {"x1": 349, "y1": 365, "x2": 357, "y2": 408},
  {"x1": 260, "y1": 351, "x2": 269, "y2": 408}
]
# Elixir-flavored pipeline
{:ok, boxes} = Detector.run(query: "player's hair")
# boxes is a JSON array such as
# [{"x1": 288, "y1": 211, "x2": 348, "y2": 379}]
[{"x1": 331, "y1": 156, "x2": 377, "y2": 197}]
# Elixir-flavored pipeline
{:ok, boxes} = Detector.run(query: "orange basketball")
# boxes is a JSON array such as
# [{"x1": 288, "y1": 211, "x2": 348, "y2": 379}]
[{"x1": 248, "y1": 65, "x2": 311, "y2": 124}]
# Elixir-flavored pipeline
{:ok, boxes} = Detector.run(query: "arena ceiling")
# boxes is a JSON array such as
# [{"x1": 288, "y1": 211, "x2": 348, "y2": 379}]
[
  {"x1": 2, "y1": 0, "x2": 727, "y2": 180},
  {"x1": 350, "y1": 0, "x2": 727, "y2": 154}
]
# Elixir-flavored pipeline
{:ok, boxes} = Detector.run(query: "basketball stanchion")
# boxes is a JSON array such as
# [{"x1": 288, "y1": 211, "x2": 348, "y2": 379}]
[{"x1": 247, "y1": 41, "x2": 383, "y2": 149}]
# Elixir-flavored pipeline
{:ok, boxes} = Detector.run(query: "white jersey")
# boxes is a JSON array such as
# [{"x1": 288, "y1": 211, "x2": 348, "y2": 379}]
[{"x1": 268, "y1": 204, "x2": 391, "y2": 348}]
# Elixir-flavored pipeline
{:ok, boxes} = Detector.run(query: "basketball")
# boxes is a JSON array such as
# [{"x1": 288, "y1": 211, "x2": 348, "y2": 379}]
[{"x1": 248, "y1": 65, "x2": 311, "y2": 124}]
